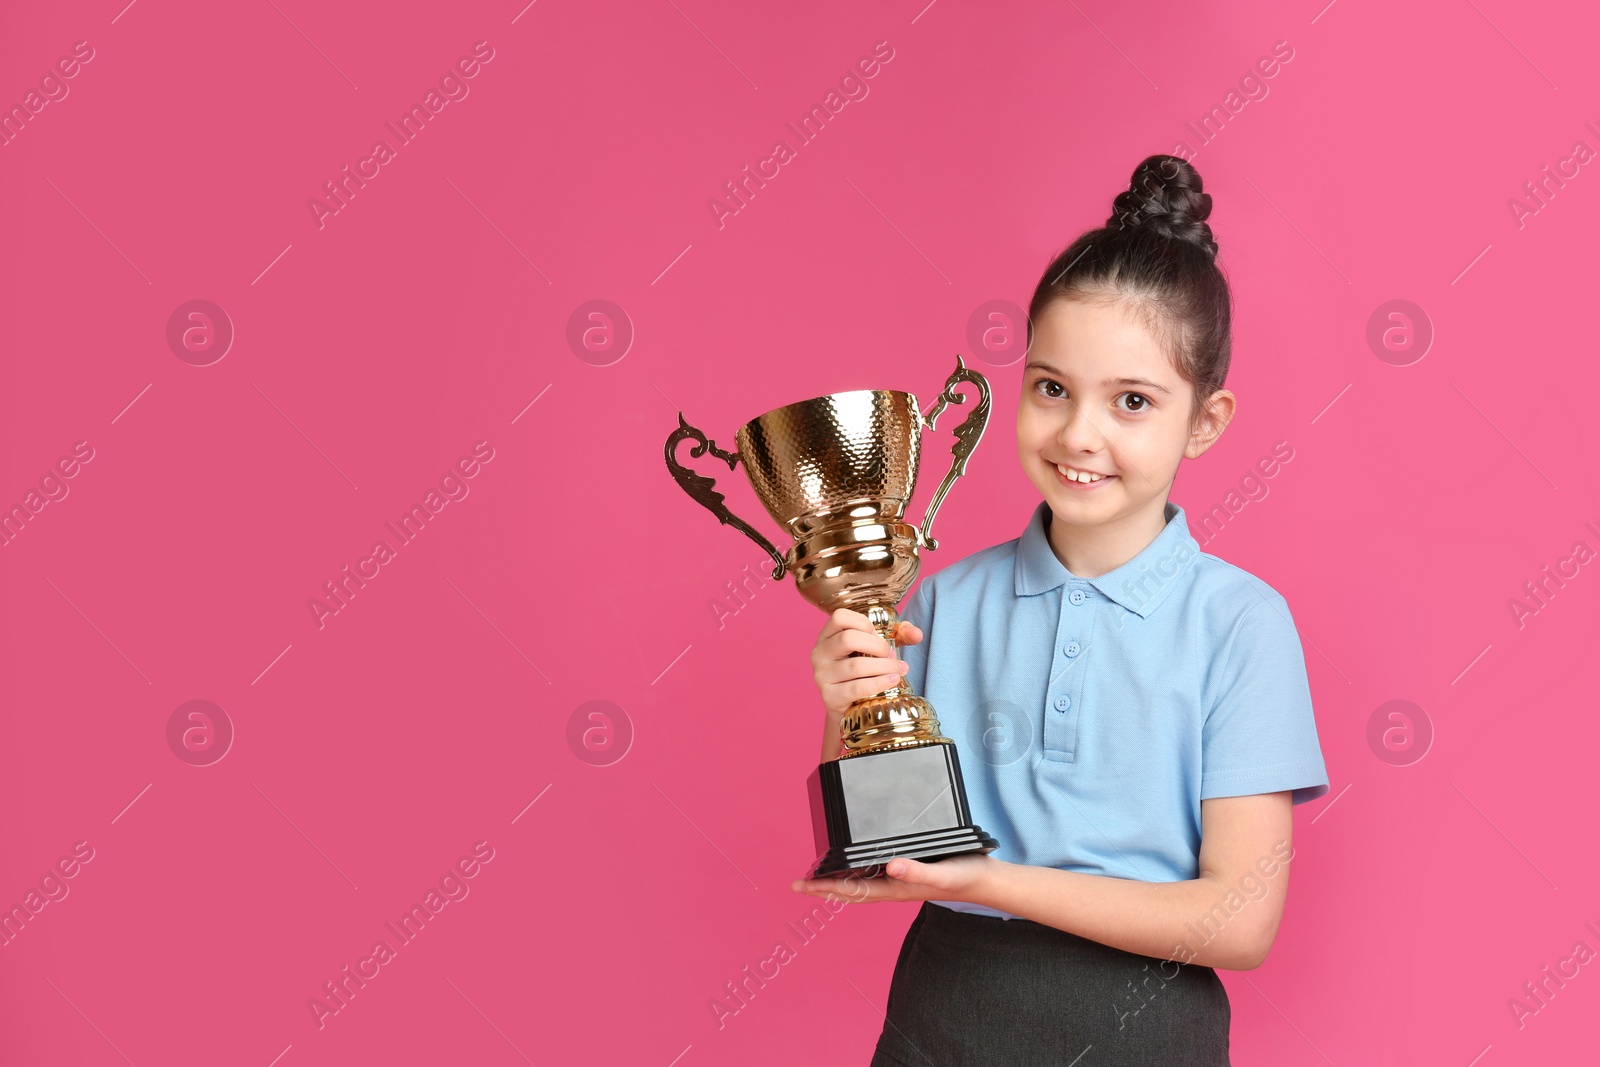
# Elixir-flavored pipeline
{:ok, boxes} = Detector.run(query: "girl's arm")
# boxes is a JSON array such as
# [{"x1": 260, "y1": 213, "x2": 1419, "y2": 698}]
[
  {"x1": 794, "y1": 790, "x2": 1296, "y2": 971},
  {"x1": 977, "y1": 791, "x2": 1294, "y2": 970}
]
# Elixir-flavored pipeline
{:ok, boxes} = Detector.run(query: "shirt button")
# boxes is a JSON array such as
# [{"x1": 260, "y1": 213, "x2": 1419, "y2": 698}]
[
  {"x1": 1063, "y1": 641, "x2": 1081, "y2": 658},
  {"x1": 1054, "y1": 695, "x2": 1072, "y2": 712},
  {"x1": 1069, "y1": 589, "x2": 1087, "y2": 605}
]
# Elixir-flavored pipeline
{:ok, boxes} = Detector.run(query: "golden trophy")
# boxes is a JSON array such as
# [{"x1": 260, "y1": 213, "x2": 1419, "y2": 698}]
[{"x1": 664, "y1": 355, "x2": 999, "y2": 878}]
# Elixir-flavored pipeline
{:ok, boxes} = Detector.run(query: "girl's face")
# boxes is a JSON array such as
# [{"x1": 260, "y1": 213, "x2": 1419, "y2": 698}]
[{"x1": 1016, "y1": 296, "x2": 1228, "y2": 532}]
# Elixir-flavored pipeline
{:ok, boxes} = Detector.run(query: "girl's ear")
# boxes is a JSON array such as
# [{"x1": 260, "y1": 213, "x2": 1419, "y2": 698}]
[{"x1": 1185, "y1": 389, "x2": 1236, "y2": 459}]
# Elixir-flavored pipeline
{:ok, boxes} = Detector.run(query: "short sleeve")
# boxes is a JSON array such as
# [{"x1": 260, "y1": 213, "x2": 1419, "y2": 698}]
[
  {"x1": 899, "y1": 579, "x2": 932, "y2": 698},
  {"x1": 1200, "y1": 593, "x2": 1330, "y2": 805}
]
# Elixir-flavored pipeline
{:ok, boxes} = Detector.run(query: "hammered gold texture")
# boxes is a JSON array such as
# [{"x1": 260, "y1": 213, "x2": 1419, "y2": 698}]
[
  {"x1": 838, "y1": 686, "x2": 952, "y2": 756},
  {"x1": 734, "y1": 389, "x2": 922, "y2": 538}
]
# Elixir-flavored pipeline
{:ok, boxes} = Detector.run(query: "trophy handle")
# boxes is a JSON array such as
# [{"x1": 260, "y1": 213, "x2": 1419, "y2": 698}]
[
  {"x1": 916, "y1": 354, "x2": 991, "y2": 551},
  {"x1": 664, "y1": 413, "x2": 788, "y2": 581}
]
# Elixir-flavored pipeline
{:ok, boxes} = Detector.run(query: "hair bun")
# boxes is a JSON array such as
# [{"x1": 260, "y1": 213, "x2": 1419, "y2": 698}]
[{"x1": 1106, "y1": 154, "x2": 1217, "y2": 259}]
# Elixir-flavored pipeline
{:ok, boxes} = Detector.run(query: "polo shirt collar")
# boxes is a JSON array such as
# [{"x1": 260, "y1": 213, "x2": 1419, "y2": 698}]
[{"x1": 1013, "y1": 499, "x2": 1200, "y2": 618}]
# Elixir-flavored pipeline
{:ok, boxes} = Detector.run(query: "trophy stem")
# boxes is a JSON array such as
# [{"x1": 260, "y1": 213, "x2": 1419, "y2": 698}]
[
  {"x1": 863, "y1": 603, "x2": 900, "y2": 648},
  {"x1": 837, "y1": 603, "x2": 952, "y2": 758}
]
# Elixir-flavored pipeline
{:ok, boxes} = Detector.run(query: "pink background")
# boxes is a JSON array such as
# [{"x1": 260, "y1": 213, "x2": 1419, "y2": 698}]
[{"x1": 2, "y1": 0, "x2": 1596, "y2": 1063}]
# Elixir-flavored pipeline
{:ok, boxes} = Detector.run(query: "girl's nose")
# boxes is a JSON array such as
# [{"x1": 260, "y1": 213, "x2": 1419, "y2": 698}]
[{"x1": 1057, "y1": 398, "x2": 1107, "y2": 453}]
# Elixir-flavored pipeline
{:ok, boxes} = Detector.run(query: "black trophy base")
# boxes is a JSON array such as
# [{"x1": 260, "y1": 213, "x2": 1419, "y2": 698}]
[{"x1": 807, "y1": 740, "x2": 998, "y2": 879}]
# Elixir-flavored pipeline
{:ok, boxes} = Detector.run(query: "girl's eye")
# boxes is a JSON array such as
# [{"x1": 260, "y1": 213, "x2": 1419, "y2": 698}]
[
  {"x1": 1116, "y1": 392, "x2": 1150, "y2": 413},
  {"x1": 1034, "y1": 378, "x2": 1065, "y2": 399}
]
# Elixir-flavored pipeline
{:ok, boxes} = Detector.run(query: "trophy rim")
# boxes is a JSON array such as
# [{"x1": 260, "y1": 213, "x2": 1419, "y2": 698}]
[{"x1": 737, "y1": 386, "x2": 919, "y2": 438}]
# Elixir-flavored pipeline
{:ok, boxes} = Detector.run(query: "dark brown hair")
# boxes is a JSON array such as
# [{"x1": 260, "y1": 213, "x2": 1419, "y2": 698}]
[{"x1": 1026, "y1": 154, "x2": 1232, "y2": 425}]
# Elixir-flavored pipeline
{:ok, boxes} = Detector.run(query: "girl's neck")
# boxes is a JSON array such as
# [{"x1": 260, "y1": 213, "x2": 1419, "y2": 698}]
[{"x1": 1044, "y1": 497, "x2": 1171, "y2": 579}]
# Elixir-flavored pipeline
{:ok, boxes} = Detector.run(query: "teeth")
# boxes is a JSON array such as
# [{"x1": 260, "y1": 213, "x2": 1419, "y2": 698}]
[{"x1": 1056, "y1": 463, "x2": 1105, "y2": 483}]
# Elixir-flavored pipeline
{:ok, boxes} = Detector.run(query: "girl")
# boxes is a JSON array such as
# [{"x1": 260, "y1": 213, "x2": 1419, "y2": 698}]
[{"x1": 792, "y1": 155, "x2": 1329, "y2": 1066}]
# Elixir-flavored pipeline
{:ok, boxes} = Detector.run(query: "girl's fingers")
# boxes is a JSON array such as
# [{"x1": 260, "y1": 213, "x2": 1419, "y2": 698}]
[
  {"x1": 844, "y1": 676, "x2": 903, "y2": 704},
  {"x1": 823, "y1": 656, "x2": 909, "y2": 683},
  {"x1": 813, "y1": 630, "x2": 886, "y2": 673},
  {"x1": 833, "y1": 621, "x2": 922, "y2": 654},
  {"x1": 828, "y1": 627, "x2": 900, "y2": 660},
  {"x1": 817, "y1": 607, "x2": 875, "y2": 641},
  {"x1": 819, "y1": 610, "x2": 923, "y2": 651}
]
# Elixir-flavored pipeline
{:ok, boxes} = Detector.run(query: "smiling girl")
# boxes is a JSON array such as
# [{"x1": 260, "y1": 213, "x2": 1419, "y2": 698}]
[{"x1": 793, "y1": 155, "x2": 1329, "y2": 1065}]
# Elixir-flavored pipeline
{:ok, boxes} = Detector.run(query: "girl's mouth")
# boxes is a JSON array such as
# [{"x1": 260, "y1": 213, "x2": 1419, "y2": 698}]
[{"x1": 1052, "y1": 461, "x2": 1116, "y2": 491}]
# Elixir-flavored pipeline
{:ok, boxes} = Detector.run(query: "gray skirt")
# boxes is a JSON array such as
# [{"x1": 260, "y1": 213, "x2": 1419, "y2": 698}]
[{"x1": 870, "y1": 902, "x2": 1231, "y2": 1067}]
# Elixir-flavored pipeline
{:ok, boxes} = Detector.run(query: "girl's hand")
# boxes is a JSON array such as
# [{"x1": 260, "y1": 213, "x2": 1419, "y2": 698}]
[
  {"x1": 811, "y1": 608, "x2": 923, "y2": 721},
  {"x1": 790, "y1": 854, "x2": 1001, "y2": 906}
]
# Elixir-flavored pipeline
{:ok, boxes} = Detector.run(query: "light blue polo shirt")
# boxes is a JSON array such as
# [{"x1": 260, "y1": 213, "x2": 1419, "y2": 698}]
[{"x1": 900, "y1": 499, "x2": 1329, "y2": 920}]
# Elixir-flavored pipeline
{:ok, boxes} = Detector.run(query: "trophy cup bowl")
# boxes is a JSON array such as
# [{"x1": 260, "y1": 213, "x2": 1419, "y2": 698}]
[{"x1": 665, "y1": 355, "x2": 1000, "y2": 879}]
